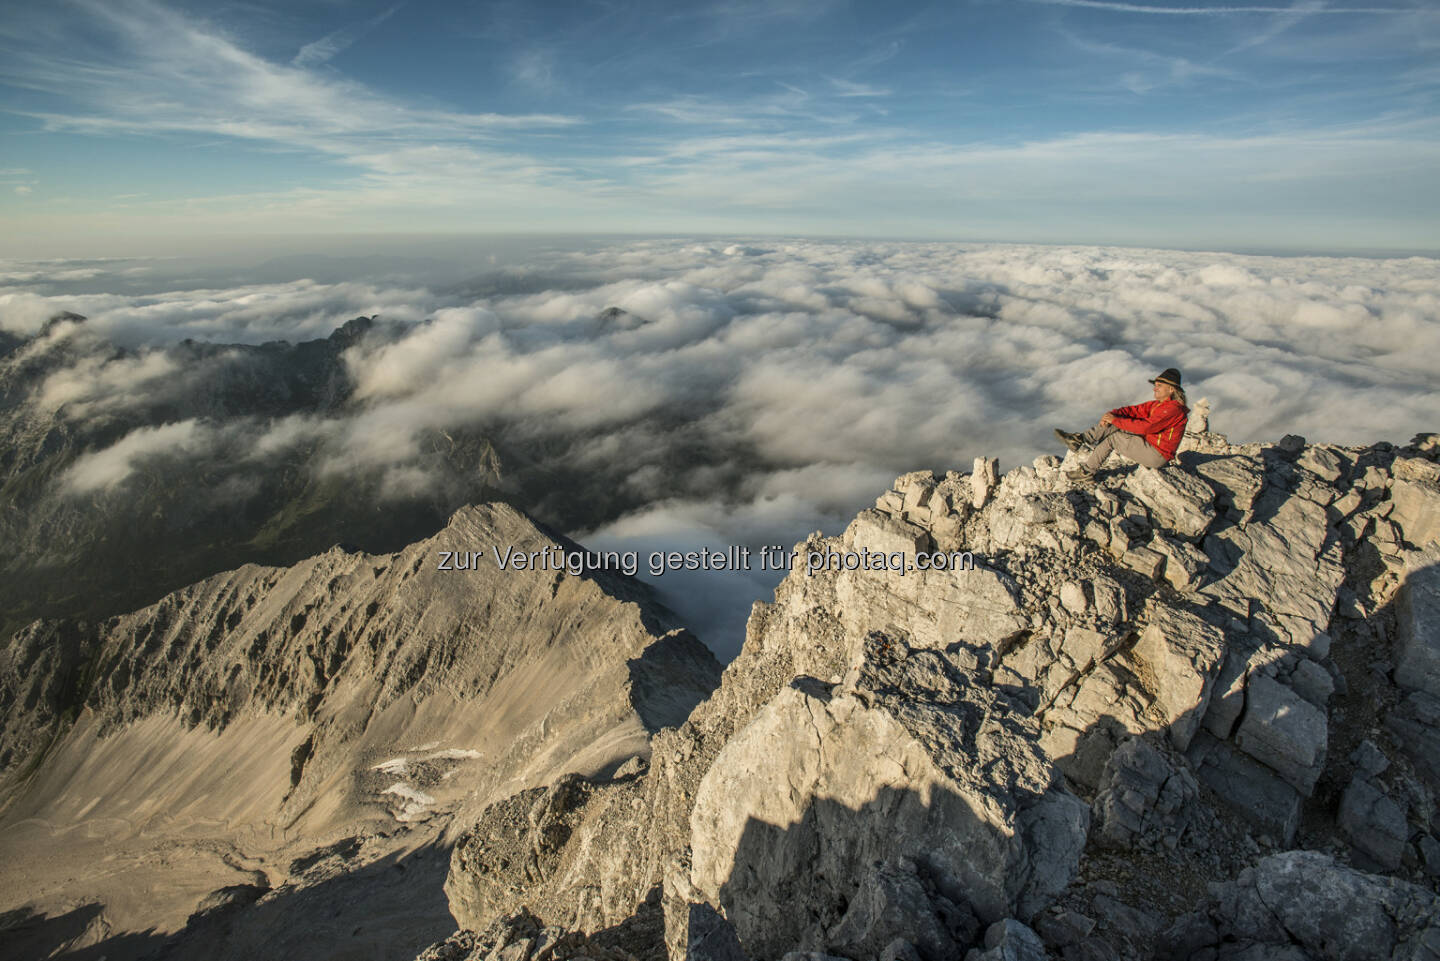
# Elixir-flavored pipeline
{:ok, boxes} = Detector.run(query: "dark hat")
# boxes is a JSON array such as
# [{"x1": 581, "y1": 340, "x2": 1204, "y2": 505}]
[{"x1": 1149, "y1": 368, "x2": 1182, "y2": 388}]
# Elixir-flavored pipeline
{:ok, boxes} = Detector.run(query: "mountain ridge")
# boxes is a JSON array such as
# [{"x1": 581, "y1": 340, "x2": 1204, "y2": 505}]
[
  {"x1": 0, "y1": 500, "x2": 720, "y2": 960},
  {"x1": 3, "y1": 424, "x2": 1440, "y2": 961},
  {"x1": 425, "y1": 426, "x2": 1440, "y2": 961}
]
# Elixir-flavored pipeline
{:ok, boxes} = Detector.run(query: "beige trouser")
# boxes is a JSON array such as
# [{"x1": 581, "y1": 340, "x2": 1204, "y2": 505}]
[{"x1": 1080, "y1": 421, "x2": 1167, "y2": 471}]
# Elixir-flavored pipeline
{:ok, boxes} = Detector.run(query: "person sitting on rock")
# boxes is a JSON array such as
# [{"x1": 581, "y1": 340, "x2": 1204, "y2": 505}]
[{"x1": 1054, "y1": 368, "x2": 1189, "y2": 485}]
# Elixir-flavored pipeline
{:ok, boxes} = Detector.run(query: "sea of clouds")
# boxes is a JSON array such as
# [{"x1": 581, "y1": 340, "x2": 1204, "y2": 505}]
[{"x1": 2, "y1": 238, "x2": 1437, "y2": 656}]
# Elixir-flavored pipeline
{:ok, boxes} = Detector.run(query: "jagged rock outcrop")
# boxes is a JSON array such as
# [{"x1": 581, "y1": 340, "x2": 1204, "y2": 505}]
[
  {"x1": 11, "y1": 400, "x2": 1440, "y2": 961},
  {"x1": 1, "y1": 503, "x2": 719, "y2": 807},
  {"x1": 688, "y1": 633, "x2": 1087, "y2": 953},
  {"x1": 0, "y1": 503, "x2": 720, "y2": 957},
  {"x1": 430, "y1": 425, "x2": 1440, "y2": 961}
]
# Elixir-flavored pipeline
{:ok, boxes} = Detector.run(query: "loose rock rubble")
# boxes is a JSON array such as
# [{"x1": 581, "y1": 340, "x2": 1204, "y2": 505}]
[{"x1": 418, "y1": 426, "x2": 1440, "y2": 961}]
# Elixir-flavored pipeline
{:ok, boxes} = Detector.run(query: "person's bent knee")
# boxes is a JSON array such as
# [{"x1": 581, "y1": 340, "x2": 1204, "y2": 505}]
[{"x1": 1112, "y1": 433, "x2": 1165, "y2": 468}]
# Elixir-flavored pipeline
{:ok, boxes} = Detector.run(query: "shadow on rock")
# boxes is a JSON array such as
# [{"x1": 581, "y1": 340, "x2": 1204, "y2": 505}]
[
  {"x1": 0, "y1": 903, "x2": 161, "y2": 961},
  {"x1": 10, "y1": 841, "x2": 456, "y2": 961}
]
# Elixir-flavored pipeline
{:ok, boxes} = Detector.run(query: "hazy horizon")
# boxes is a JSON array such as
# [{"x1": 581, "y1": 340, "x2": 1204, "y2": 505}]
[{"x1": 4, "y1": 231, "x2": 1440, "y2": 264}]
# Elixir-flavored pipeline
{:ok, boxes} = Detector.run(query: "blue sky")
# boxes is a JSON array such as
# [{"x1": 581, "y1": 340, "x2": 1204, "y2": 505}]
[{"x1": 1, "y1": 0, "x2": 1437, "y2": 254}]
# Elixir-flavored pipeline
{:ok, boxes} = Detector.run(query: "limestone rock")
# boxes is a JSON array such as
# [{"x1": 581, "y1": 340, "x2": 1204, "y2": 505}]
[
  {"x1": 1395, "y1": 454, "x2": 1440, "y2": 485},
  {"x1": 1422, "y1": 836, "x2": 1440, "y2": 878},
  {"x1": 1186, "y1": 452, "x2": 1265, "y2": 520},
  {"x1": 1200, "y1": 480, "x2": 1344, "y2": 654},
  {"x1": 1151, "y1": 536, "x2": 1207, "y2": 592},
  {"x1": 1033, "y1": 910, "x2": 1095, "y2": 949},
  {"x1": 846, "y1": 509, "x2": 933, "y2": 558},
  {"x1": 987, "y1": 492, "x2": 1083, "y2": 553},
  {"x1": 1060, "y1": 627, "x2": 1107, "y2": 674},
  {"x1": 688, "y1": 634, "x2": 1088, "y2": 959},
  {"x1": 829, "y1": 556, "x2": 1026, "y2": 657},
  {"x1": 1284, "y1": 657, "x2": 1334, "y2": 708},
  {"x1": 686, "y1": 903, "x2": 748, "y2": 961},
  {"x1": 1391, "y1": 478, "x2": 1440, "y2": 548},
  {"x1": 1350, "y1": 739, "x2": 1390, "y2": 779},
  {"x1": 1201, "y1": 644, "x2": 1253, "y2": 740},
  {"x1": 1412, "y1": 432, "x2": 1440, "y2": 454},
  {"x1": 880, "y1": 940, "x2": 923, "y2": 961},
  {"x1": 1339, "y1": 776, "x2": 1409, "y2": 870},
  {"x1": 1297, "y1": 446, "x2": 1345, "y2": 483},
  {"x1": 1397, "y1": 544, "x2": 1440, "y2": 697},
  {"x1": 1331, "y1": 487, "x2": 1364, "y2": 521},
  {"x1": 1092, "y1": 736, "x2": 1199, "y2": 851},
  {"x1": 1387, "y1": 691, "x2": 1440, "y2": 784},
  {"x1": 1189, "y1": 398, "x2": 1211, "y2": 433},
  {"x1": 827, "y1": 860, "x2": 971, "y2": 961},
  {"x1": 962, "y1": 920, "x2": 1047, "y2": 961},
  {"x1": 897, "y1": 471, "x2": 938, "y2": 513},
  {"x1": 1040, "y1": 661, "x2": 1154, "y2": 789},
  {"x1": 1124, "y1": 468, "x2": 1217, "y2": 541},
  {"x1": 1059, "y1": 581, "x2": 1087, "y2": 615},
  {"x1": 1121, "y1": 545, "x2": 1165, "y2": 580},
  {"x1": 1187, "y1": 733, "x2": 1302, "y2": 845},
  {"x1": 1159, "y1": 851, "x2": 1440, "y2": 961},
  {"x1": 973, "y1": 458, "x2": 999, "y2": 509},
  {"x1": 187, "y1": 883, "x2": 269, "y2": 925},
  {"x1": 1107, "y1": 519, "x2": 1137, "y2": 557},
  {"x1": 1089, "y1": 894, "x2": 1162, "y2": 951},
  {"x1": 1129, "y1": 605, "x2": 1226, "y2": 752},
  {"x1": 931, "y1": 512, "x2": 966, "y2": 552},
  {"x1": 1234, "y1": 675, "x2": 1327, "y2": 796},
  {"x1": 1089, "y1": 575, "x2": 1126, "y2": 626}
]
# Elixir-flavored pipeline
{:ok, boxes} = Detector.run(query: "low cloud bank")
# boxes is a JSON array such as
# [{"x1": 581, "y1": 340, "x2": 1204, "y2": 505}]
[
  {"x1": 5, "y1": 239, "x2": 1437, "y2": 656},
  {"x1": 63, "y1": 420, "x2": 210, "y2": 493}
]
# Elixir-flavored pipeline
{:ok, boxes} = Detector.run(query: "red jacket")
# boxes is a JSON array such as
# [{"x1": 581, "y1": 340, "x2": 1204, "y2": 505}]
[{"x1": 1109, "y1": 399, "x2": 1189, "y2": 461}]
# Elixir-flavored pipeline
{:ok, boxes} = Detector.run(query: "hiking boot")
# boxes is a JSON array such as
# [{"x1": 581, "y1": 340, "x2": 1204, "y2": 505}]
[
  {"x1": 1065, "y1": 466, "x2": 1097, "y2": 486},
  {"x1": 1054, "y1": 428, "x2": 1087, "y2": 453}
]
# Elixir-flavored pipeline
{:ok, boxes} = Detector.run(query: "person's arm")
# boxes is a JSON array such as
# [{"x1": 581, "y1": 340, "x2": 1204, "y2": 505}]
[
  {"x1": 1116, "y1": 401, "x2": 1186, "y2": 435},
  {"x1": 1108, "y1": 401, "x2": 1157, "y2": 433}
]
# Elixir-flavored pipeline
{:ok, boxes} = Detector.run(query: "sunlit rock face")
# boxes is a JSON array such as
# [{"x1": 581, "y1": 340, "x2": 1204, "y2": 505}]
[{"x1": 435, "y1": 426, "x2": 1440, "y2": 961}]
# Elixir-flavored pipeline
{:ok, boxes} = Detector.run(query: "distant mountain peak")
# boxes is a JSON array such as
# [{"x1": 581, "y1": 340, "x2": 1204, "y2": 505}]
[{"x1": 39, "y1": 311, "x2": 86, "y2": 338}]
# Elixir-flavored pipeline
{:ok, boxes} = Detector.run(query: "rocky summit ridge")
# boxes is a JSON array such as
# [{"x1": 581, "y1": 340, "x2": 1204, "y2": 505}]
[
  {"x1": 421, "y1": 425, "x2": 1440, "y2": 961},
  {"x1": 3, "y1": 420, "x2": 1440, "y2": 961}
]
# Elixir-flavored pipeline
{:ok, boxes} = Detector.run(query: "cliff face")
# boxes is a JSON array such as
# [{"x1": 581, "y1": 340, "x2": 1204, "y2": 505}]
[
  {"x1": 434, "y1": 427, "x2": 1440, "y2": 961},
  {"x1": 0, "y1": 503, "x2": 720, "y2": 960}
]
